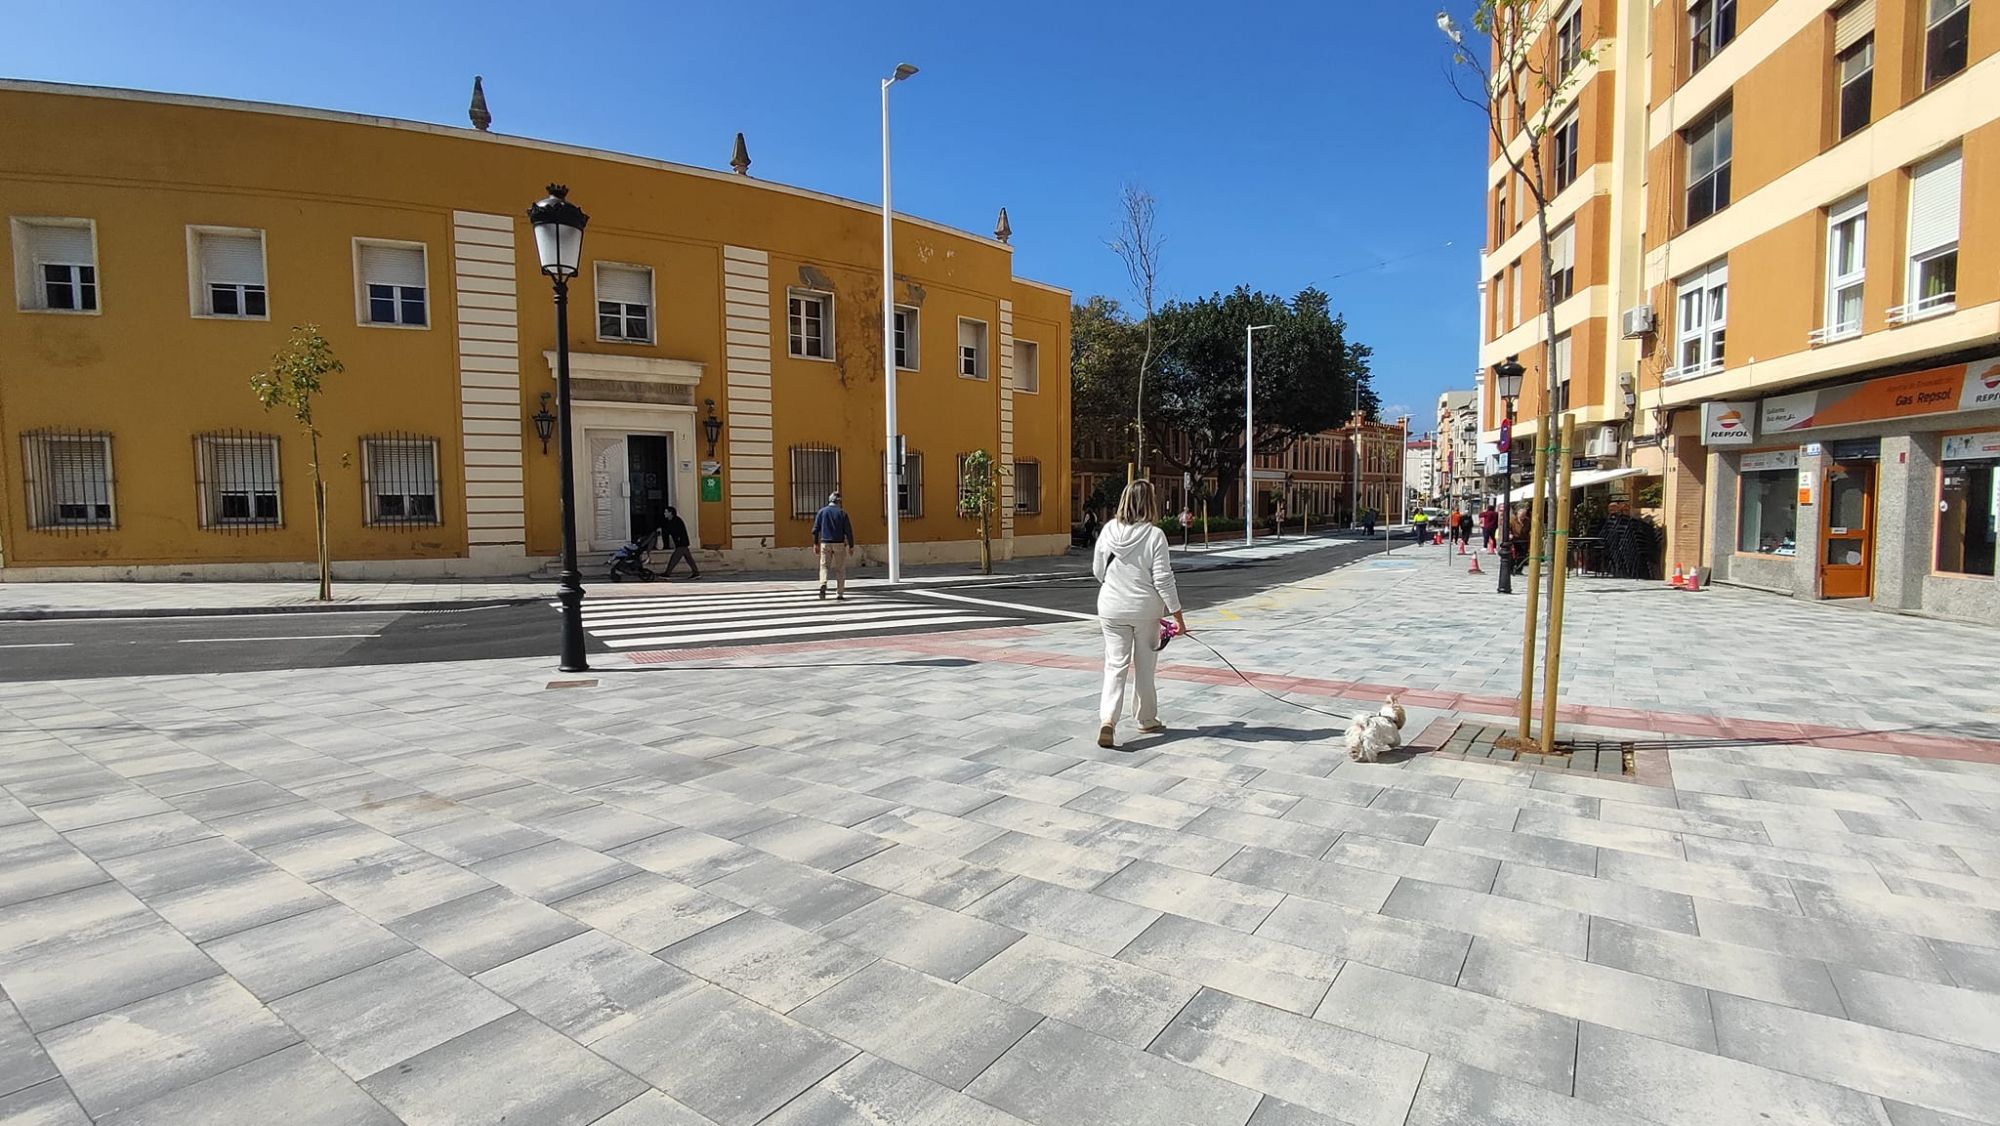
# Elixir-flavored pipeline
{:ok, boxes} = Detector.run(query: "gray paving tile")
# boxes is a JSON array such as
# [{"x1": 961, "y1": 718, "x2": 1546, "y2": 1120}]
[
  {"x1": 702, "y1": 857, "x2": 884, "y2": 930},
  {"x1": 530, "y1": 804, "x2": 678, "y2": 852},
  {"x1": 359, "y1": 1010, "x2": 644, "y2": 1125},
  {"x1": 852, "y1": 807, "x2": 1010, "y2": 856},
  {"x1": 1491, "y1": 862, "x2": 1699, "y2": 934},
  {"x1": 1883, "y1": 1101, "x2": 1992, "y2": 1126},
  {"x1": 1828, "y1": 963, "x2": 2000, "y2": 1054},
  {"x1": 2, "y1": 920, "x2": 219, "y2": 1031},
  {"x1": 959, "y1": 934, "x2": 1199, "y2": 1049},
  {"x1": 475, "y1": 931, "x2": 698, "y2": 1044},
  {"x1": 60, "y1": 811, "x2": 216, "y2": 862},
  {"x1": 0, "y1": 1080, "x2": 91, "y2": 1126},
  {"x1": 594, "y1": 983, "x2": 858, "y2": 1126},
  {"x1": 0, "y1": 997, "x2": 58, "y2": 1098},
  {"x1": 200, "y1": 903, "x2": 410, "y2": 1002},
  {"x1": 312, "y1": 851, "x2": 496, "y2": 923},
  {"x1": 256, "y1": 824, "x2": 419, "y2": 882},
  {"x1": 817, "y1": 892, "x2": 1022, "y2": 981},
  {"x1": 1932, "y1": 937, "x2": 2000, "y2": 992},
  {"x1": 736, "y1": 817, "x2": 895, "y2": 871},
  {"x1": 1403, "y1": 1056, "x2": 1666, "y2": 1126},
  {"x1": 469, "y1": 840, "x2": 638, "y2": 903},
  {"x1": 1184, "y1": 807, "x2": 1339, "y2": 858},
  {"x1": 1692, "y1": 899, "x2": 1955, "y2": 982},
  {"x1": 833, "y1": 843, "x2": 1016, "y2": 911},
  {"x1": 1587, "y1": 916, "x2": 1845, "y2": 1016},
  {"x1": 963, "y1": 876, "x2": 1160, "y2": 957},
  {"x1": 1212, "y1": 846, "x2": 1400, "y2": 913},
  {"x1": 1790, "y1": 877, "x2": 2000, "y2": 948},
  {"x1": 400, "y1": 816, "x2": 553, "y2": 866},
  {"x1": 763, "y1": 1052, "x2": 1034, "y2": 1126},
  {"x1": 961, "y1": 830, "x2": 1131, "y2": 890},
  {"x1": 1381, "y1": 878, "x2": 1589, "y2": 957},
  {"x1": 587, "y1": 1091, "x2": 723, "y2": 1126},
  {"x1": 95, "y1": 1042, "x2": 395, "y2": 1126},
  {"x1": 150, "y1": 865, "x2": 330, "y2": 943},
  {"x1": 965, "y1": 1017, "x2": 1260, "y2": 1126},
  {"x1": 388, "y1": 885, "x2": 586, "y2": 974},
  {"x1": 1117, "y1": 913, "x2": 1339, "y2": 1015},
  {"x1": 1316, "y1": 961, "x2": 1576, "y2": 1093},
  {"x1": 40, "y1": 975, "x2": 299, "y2": 1119},
  {"x1": 1591, "y1": 848, "x2": 1802, "y2": 914},
  {"x1": 1575, "y1": 1020, "x2": 1888, "y2": 1126},
  {"x1": 1254, "y1": 892, "x2": 1473, "y2": 985},
  {"x1": 1320, "y1": 832, "x2": 1500, "y2": 892},
  {"x1": 791, "y1": 960, "x2": 1042, "y2": 1089},
  {"x1": 1459, "y1": 937, "x2": 1716, "y2": 1051},
  {"x1": 659, "y1": 911, "x2": 876, "y2": 1012},
  {"x1": 1150, "y1": 988, "x2": 1426, "y2": 1126},
  {"x1": 1093, "y1": 859, "x2": 1285, "y2": 932},
  {"x1": 1423, "y1": 821, "x2": 1599, "y2": 876},
  {"x1": 270, "y1": 950, "x2": 514, "y2": 1079},
  {"x1": 98, "y1": 835, "x2": 266, "y2": 898},
  {"x1": 609, "y1": 827, "x2": 765, "y2": 886}
]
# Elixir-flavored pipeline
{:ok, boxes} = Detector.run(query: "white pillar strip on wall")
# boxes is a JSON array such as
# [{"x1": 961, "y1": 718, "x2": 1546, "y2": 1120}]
[
  {"x1": 998, "y1": 299, "x2": 1016, "y2": 543},
  {"x1": 452, "y1": 211, "x2": 526, "y2": 554},
  {"x1": 723, "y1": 246, "x2": 775, "y2": 544}
]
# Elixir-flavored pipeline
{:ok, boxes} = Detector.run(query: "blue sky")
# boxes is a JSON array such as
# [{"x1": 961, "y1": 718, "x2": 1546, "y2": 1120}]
[{"x1": 4, "y1": 0, "x2": 1488, "y2": 424}]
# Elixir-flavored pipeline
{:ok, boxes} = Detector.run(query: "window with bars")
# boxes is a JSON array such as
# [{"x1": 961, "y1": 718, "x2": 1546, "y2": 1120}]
[
  {"x1": 12, "y1": 219, "x2": 98, "y2": 312},
  {"x1": 958, "y1": 318, "x2": 988, "y2": 380},
  {"x1": 194, "y1": 432, "x2": 282, "y2": 529},
  {"x1": 1551, "y1": 115, "x2": 1580, "y2": 192},
  {"x1": 361, "y1": 435, "x2": 441, "y2": 525},
  {"x1": 192, "y1": 228, "x2": 267, "y2": 318},
  {"x1": 1689, "y1": 0, "x2": 1737, "y2": 73},
  {"x1": 1013, "y1": 459, "x2": 1041, "y2": 513},
  {"x1": 597, "y1": 263, "x2": 653, "y2": 342},
  {"x1": 1925, "y1": 0, "x2": 1969, "y2": 89},
  {"x1": 21, "y1": 429, "x2": 115, "y2": 530},
  {"x1": 1684, "y1": 103, "x2": 1732, "y2": 227},
  {"x1": 356, "y1": 241, "x2": 426, "y2": 327},
  {"x1": 1015, "y1": 339, "x2": 1041, "y2": 393},
  {"x1": 893, "y1": 306, "x2": 919, "y2": 370},
  {"x1": 897, "y1": 450, "x2": 924, "y2": 517},
  {"x1": 790, "y1": 445, "x2": 840, "y2": 517},
  {"x1": 1674, "y1": 260, "x2": 1728, "y2": 376},
  {"x1": 788, "y1": 289, "x2": 831, "y2": 359}
]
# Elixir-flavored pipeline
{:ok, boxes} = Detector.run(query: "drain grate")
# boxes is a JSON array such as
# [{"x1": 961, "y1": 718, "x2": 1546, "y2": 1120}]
[{"x1": 1438, "y1": 723, "x2": 1632, "y2": 776}]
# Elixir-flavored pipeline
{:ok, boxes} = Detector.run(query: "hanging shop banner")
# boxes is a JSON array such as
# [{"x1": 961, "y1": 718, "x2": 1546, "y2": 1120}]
[
  {"x1": 1740, "y1": 449, "x2": 1799, "y2": 473},
  {"x1": 1701, "y1": 401, "x2": 1756, "y2": 445},
  {"x1": 1798, "y1": 466, "x2": 1815, "y2": 507},
  {"x1": 1943, "y1": 431, "x2": 2000, "y2": 462},
  {"x1": 1761, "y1": 357, "x2": 2000, "y2": 433}
]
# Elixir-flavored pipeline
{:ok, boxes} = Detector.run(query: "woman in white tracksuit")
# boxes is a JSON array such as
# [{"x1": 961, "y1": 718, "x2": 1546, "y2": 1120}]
[{"x1": 1092, "y1": 479, "x2": 1187, "y2": 748}]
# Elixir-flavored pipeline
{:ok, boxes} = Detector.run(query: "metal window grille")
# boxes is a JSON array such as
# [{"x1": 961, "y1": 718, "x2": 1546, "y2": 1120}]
[
  {"x1": 21, "y1": 428, "x2": 115, "y2": 532},
  {"x1": 788, "y1": 291, "x2": 830, "y2": 358},
  {"x1": 360, "y1": 433, "x2": 442, "y2": 526},
  {"x1": 790, "y1": 443, "x2": 840, "y2": 517},
  {"x1": 1014, "y1": 459, "x2": 1041, "y2": 513},
  {"x1": 193, "y1": 430, "x2": 282, "y2": 531},
  {"x1": 894, "y1": 450, "x2": 923, "y2": 518}
]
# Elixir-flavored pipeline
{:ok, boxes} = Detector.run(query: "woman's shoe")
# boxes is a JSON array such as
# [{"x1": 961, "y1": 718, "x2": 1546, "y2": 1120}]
[
  {"x1": 1097, "y1": 725, "x2": 1115, "y2": 748},
  {"x1": 1138, "y1": 723, "x2": 1166, "y2": 734}
]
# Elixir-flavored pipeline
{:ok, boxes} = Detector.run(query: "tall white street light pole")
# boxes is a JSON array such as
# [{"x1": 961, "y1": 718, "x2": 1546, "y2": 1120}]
[
  {"x1": 881, "y1": 62, "x2": 918, "y2": 584},
  {"x1": 1244, "y1": 324, "x2": 1274, "y2": 547}
]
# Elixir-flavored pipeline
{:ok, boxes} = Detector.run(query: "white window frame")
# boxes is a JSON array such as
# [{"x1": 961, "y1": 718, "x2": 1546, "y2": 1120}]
[
  {"x1": 1551, "y1": 114, "x2": 1580, "y2": 193},
  {"x1": 360, "y1": 437, "x2": 442, "y2": 526},
  {"x1": 1817, "y1": 196, "x2": 1867, "y2": 343},
  {"x1": 1013, "y1": 458, "x2": 1041, "y2": 514},
  {"x1": 1895, "y1": 147, "x2": 1961, "y2": 324},
  {"x1": 11, "y1": 217, "x2": 100, "y2": 315},
  {"x1": 23, "y1": 432, "x2": 116, "y2": 529},
  {"x1": 196, "y1": 434, "x2": 283, "y2": 528},
  {"x1": 1925, "y1": 0, "x2": 1970, "y2": 89},
  {"x1": 1684, "y1": 103, "x2": 1733, "y2": 226},
  {"x1": 1673, "y1": 260, "x2": 1728, "y2": 379},
  {"x1": 1549, "y1": 222, "x2": 1576, "y2": 304},
  {"x1": 1689, "y1": 0, "x2": 1738, "y2": 73},
  {"x1": 594, "y1": 261, "x2": 655, "y2": 344},
  {"x1": 1015, "y1": 339, "x2": 1041, "y2": 394},
  {"x1": 353, "y1": 238, "x2": 430, "y2": 330},
  {"x1": 187, "y1": 225, "x2": 269, "y2": 320},
  {"x1": 1836, "y1": 33, "x2": 1874, "y2": 140},
  {"x1": 787, "y1": 288, "x2": 833, "y2": 360},
  {"x1": 893, "y1": 305, "x2": 919, "y2": 371},
  {"x1": 1554, "y1": 1, "x2": 1584, "y2": 76},
  {"x1": 957, "y1": 317, "x2": 989, "y2": 381}
]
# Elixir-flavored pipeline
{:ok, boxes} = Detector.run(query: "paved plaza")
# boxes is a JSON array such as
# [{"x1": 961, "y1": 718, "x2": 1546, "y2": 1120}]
[{"x1": 3, "y1": 551, "x2": 1999, "y2": 1125}]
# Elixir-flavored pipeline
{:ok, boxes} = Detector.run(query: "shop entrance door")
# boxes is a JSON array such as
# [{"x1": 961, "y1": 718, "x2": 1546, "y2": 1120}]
[{"x1": 1819, "y1": 460, "x2": 1876, "y2": 599}]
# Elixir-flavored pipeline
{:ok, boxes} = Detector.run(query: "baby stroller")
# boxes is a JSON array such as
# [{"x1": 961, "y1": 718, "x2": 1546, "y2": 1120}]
[{"x1": 607, "y1": 527, "x2": 662, "y2": 582}]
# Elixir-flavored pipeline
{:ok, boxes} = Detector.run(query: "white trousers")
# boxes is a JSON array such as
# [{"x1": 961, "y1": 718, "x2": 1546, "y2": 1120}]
[{"x1": 1098, "y1": 618, "x2": 1160, "y2": 728}]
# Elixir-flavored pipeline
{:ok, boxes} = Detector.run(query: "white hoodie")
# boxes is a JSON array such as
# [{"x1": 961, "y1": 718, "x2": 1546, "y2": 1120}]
[{"x1": 1092, "y1": 519, "x2": 1182, "y2": 621}]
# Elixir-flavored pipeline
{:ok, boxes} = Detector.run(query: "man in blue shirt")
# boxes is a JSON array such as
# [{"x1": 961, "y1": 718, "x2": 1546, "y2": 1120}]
[{"x1": 811, "y1": 491, "x2": 855, "y2": 600}]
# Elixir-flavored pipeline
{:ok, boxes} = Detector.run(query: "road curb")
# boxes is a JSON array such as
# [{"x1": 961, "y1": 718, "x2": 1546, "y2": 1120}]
[{"x1": 0, "y1": 598, "x2": 543, "y2": 622}]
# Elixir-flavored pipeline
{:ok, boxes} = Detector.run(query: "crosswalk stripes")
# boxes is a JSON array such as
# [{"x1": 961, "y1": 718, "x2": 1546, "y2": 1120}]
[{"x1": 563, "y1": 587, "x2": 1023, "y2": 650}]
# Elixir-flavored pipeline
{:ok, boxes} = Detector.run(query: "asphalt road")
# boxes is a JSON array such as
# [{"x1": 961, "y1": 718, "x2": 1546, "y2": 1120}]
[{"x1": 0, "y1": 532, "x2": 1404, "y2": 681}]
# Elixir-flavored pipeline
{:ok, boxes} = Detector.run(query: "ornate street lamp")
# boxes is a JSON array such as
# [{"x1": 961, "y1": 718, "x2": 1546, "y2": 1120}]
[
  {"x1": 528, "y1": 184, "x2": 590, "y2": 672},
  {"x1": 1491, "y1": 355, "x2": 1525, "y2": 595},
  {"x1": 532, "y1": 393, "x2": 556, "y2": 455},
  {"x1": 703, "y1": 399, "x2": 723, "y2": 459}
]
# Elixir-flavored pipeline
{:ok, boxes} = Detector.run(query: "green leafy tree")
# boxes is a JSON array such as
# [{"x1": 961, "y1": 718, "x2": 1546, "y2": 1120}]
[
  {"x1": 956, "y1": 449, "x2": 1003, "y2": 575},
  {"x1": 1070, "y1": 295, "x2": 1145, "y2": 469},
  {"x1": 252, "y1": 324, "x2": 341, "y2": 600}
]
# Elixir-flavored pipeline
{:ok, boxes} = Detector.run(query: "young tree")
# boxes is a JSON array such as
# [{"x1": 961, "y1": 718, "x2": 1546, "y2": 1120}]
[
  {"x1": 1070, "y1": 295, "x2": 1145, "y2": 464},
  {"x1": 252, "y1": 324, "x2": 342, "y2": 600},
  {"x1": 956, "y1": 449, "x2": 1003, "y2": 575},
  {"x1": 1106, "y1": 185, "x2": 1163, "y2": 482}
]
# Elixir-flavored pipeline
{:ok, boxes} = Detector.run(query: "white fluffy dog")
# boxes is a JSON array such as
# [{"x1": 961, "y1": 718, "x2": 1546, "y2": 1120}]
[{"x1": 1345, "y1": 696, "x2": 1407, "y2": 763}]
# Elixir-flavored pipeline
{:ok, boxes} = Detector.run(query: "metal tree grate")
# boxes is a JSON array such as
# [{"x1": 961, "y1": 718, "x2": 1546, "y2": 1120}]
[{"x1": 1441, "y1": 722, "x2": 1633, "y2": 776}]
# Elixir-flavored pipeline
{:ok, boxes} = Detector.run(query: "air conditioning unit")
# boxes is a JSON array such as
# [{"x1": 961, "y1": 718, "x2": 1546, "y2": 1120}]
[
  {"x1": 1620, "y1": 305, "x2": 1657, "y2": 339},
  {"x1": 1583, "y1": 424, "x2": 1620, "y2": 459}
]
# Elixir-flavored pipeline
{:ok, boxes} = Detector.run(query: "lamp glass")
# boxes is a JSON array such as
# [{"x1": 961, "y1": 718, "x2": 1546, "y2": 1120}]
[{"x1": 527, "y1": 186, "x2": 589, "y2": 277}]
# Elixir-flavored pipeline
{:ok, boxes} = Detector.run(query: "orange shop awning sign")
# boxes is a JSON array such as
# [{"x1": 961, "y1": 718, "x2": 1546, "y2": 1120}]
[{"x1": 1761, "y1": 358, "x2": 2000, "y2": 433}]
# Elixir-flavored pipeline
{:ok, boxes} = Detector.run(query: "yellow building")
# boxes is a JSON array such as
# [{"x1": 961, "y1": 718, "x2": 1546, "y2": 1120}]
[
  {"x1": 1478, "y1": 0, "x2": 1999, "y2": 622},
  {"x1": 0, "y1": 80, "x2": 1070, "y2": 579}
]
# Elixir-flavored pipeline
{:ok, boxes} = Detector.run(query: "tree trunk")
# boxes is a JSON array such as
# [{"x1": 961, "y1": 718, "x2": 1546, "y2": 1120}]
[
  {"x1": 977, "y1": 505, "x2": 993, "y2": 575},
  {"x1": 310, "y1": 430, "x2": 331, "y2": 601}
]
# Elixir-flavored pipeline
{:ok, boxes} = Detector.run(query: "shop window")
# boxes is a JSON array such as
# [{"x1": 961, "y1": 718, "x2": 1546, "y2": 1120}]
[
  {"x1": 191, "y1": 227, "x2": 267, "y2": 318},
  {"x1": 1925, "y1": 0, "x2": 1969, "y2": 90},
  {"x1": 361, "y1": 435, "x2": 441, "y2": 526},
  {"x1": 12, "y1": 218, "x2": 98, "y2": 312},
  {"x1": 596, "y1": 263, "x2": 653, "y2": 343},
  {"x1": 787, "y1": 289, "x2": 831, "y2": 359},
  {"x1": 1684, "y1": 103, "x2": 1732, "y2": 227},
  {"x1": 789, "y1": 444, "x2": 840, "y2": 517},
  {"x1": 1738, "y1": 462, "x2": 1798, "y2": 555},
  {"x1": 893, "y1": 306, "x2": 918, "y2": 370},
  {"x1": 1690, "y1": 0, "x2": 1738, "y2": 73},
  {"x1": 1937, "y1": 457, "x2": 1998, "y2": 577}
]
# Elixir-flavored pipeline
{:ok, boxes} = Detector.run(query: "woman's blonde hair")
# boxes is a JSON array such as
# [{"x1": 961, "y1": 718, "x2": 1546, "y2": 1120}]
[{"x1": 1113, "y1": 479, "x2": 1159, "y2": 525}]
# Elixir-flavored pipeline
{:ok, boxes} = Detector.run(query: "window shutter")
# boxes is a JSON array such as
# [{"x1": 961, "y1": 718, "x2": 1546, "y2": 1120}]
[
  {"x1": 597, "y1": 265, "x2": 650, "y2": 306},
  {"x1": 48, "y1": 439, "x2": 109, "y2": 507},
  {"x1": 1552, "y1": 225, "x2": 1574, "y2": 272},
  {"x1": 360, "y1": 244, "x2": 424, "y2": 288},
  {"x1": 1833, "y1": 0, "x2": 1874, "y2": 52},
  {"x1": 200, "y1": 233, "x2": 265, "y2": 284},
  {"x1": 1908, "y1": 150, "x2": 1961, "y2": 256},
  {"x1": 31, "y1": 224, "x2": 93, "y2": 266}
]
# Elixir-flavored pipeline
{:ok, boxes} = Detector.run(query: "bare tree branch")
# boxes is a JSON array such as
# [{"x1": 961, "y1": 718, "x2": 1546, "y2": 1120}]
[{"x1": 1107, "y1": 184, "x2": 1163, "y2": 482}]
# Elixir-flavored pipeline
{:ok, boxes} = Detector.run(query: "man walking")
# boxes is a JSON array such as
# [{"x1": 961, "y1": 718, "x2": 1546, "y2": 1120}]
[
  {"x1": 1480, "y1": 505, "x2": 1499, "y2": 553},
  {"x1": 812, "y1": 491, "x2": 854, "y2": 601},
  {"x1": 660, "y1": 506, "x2": 699, "y2": 579}
]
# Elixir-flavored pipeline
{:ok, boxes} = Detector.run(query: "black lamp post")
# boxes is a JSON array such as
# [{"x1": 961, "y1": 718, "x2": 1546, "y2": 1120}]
[
  {"x1": 528, "y1": 184, "x2": 590, "y2": 672},
  {"x1": 1491, "y1": 355, "x2": 1525, "y2": 595}
]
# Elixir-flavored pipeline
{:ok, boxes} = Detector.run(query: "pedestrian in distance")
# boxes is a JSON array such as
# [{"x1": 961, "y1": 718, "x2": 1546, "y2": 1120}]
[
  {"x1": 660, "y1": 506, "x2": 699, "y2": 579},
  {"x1": 1271, "y1": 497, "x2": 1287, "y2": 539},
  {"x1": 1083, "y1": 508, "x2": 1102, "y2": 546},
  {"x1": 1411, "y1": 508, "x2": 1429, "y2": 543},
  {"x1": 811, "y1": 491, "x2": 854, "y2": 601},
  {"x1": 1480, "y1": 505, "x2": 1499, "y2": 552},
  {"x1": 1362, "y1": 507, "x2": 1376, "y2": 537},
  {"x1": 1446, "y1": 507, "x2": 1462, "y2": 545},
  {"x1": 1092, "y1": 479, "x2": 1186, "y2": 749}
]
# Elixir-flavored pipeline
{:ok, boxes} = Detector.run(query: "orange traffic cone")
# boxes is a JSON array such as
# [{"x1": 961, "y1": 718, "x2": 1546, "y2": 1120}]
[
  {"x1": 1467, "y1": 553, "x2": 1483, "y2": 574},
  {"x1": 1433, "y1": 532, "x2": 1444, "y2": 546},
  {"x1": 1685, "y1": 570, "x2": 1702, "y2": 592},
  {"x1": 1668, "y1": 565, "x2": 1685, "y2": 588},
  {"x1": 1457, "y1": 538, "x2": 1467, "y2": 555}
]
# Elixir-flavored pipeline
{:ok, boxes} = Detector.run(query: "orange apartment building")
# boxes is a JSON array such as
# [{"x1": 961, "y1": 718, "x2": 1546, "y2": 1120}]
[{"x1": 1477, "y1": 0, "x2": 1999, "y2": 623}]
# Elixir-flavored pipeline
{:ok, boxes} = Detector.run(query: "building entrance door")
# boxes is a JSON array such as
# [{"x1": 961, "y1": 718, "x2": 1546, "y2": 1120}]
[
  {"x1": 1819, "y1": 460, "x2": 1876, "y2": 599},
  {"x1": 584, "y1": 430, "x2": 672, "y2": 551},
  {"x1": 627, "y1": 435, "x2": 671, "y2": 547}
]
